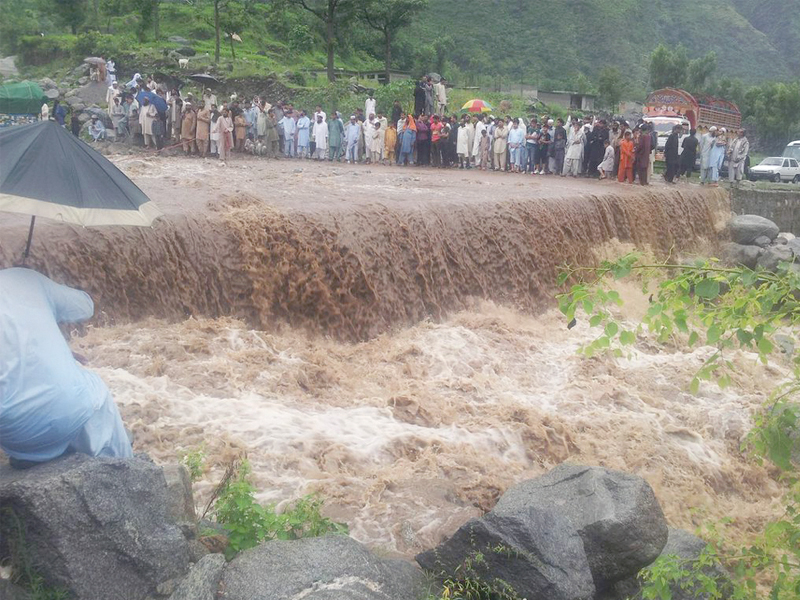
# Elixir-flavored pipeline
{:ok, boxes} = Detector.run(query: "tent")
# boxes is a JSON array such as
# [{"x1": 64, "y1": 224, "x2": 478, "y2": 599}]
[{"x1": 0, "y1": 81, "x2": 47, "y2": 115}]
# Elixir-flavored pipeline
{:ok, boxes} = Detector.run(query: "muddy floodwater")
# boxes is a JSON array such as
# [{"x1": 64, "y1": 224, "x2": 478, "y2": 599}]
[{"x1": 0, "y1": 154, "x2": 784, "y2": 557}]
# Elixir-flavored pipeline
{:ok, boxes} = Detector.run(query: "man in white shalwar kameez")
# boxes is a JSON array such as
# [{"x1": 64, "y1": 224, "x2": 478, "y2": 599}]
[{"x1": 312, "y1": 115, "x2": 328, "y2": 160}]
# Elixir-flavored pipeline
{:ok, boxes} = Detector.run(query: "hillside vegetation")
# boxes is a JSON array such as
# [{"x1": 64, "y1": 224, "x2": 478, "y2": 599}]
[{"x1": 2, "y1": 0, "x2": 798, "y2": 91}]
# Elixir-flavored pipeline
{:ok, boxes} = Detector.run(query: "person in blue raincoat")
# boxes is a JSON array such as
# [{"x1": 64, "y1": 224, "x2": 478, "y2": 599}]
[{"x1": 0, "y1": 268, "x2": 132, "y2": 467}]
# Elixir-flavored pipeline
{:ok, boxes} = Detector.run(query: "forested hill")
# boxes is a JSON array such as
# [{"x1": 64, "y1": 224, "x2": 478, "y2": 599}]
[
  {"x1": 403, "y1": 0, "x2": 799, "y2": 88},
  {"x1": 1, "y1": 0, "x2": 798, "y2": 92}
]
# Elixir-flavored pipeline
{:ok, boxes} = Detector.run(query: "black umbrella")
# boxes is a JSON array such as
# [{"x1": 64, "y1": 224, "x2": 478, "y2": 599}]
[
  {"x1": 0, "y1": 121, "x2": 162, "y2": 258},
  {"x1": 188, "y1": 73, "x2": 221, "y2": 87}
]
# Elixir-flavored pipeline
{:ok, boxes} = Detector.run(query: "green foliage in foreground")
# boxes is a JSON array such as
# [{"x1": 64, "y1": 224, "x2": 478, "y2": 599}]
[
  {"x1": 213, "y1": 460, "x2": 348, "y2": 560},
  {"x1": 558, "y1": 254, "x2": 800, "y2": 599}
]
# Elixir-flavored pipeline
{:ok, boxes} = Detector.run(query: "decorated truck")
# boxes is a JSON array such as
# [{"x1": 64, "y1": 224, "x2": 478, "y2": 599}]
[{"x1": 644, "y1": 88, "x2": 741, "y2": 131}]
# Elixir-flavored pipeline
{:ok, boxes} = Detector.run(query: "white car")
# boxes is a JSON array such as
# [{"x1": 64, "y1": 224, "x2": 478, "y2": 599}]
[{"x1": 748, "y1": 157, "x2": 800, "y2": 183}]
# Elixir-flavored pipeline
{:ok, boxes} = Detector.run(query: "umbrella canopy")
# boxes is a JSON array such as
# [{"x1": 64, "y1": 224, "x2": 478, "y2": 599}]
[
  {"x1": 84, "y1": 56, "x2": 106, "y2": 65},
  {"x1": 0, "y1": 81, "x2": 47, "y2": 115},
  {"x1": 426, "y1": 72, "x2": 442, "y2": 83},
  {"x1": 0, "y1": 120, "x2": 161, "y2": 227},
  {"x1": 136, "y1": 90, "x2": 168, "y2": 114},
  {"x1": 461, "y1": 99, "x2": 493, "y2": 113},
  {"x1": 189, "y1": 73, "x2": 221, "y2": 87}
]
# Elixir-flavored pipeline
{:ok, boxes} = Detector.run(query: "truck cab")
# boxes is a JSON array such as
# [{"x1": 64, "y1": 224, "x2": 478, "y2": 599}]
[{"x1": 643, "y1": 116, "x2": 691, "y2": 154}]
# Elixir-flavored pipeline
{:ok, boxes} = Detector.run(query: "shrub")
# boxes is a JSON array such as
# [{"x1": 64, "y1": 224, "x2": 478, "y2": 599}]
[
  {"x1": 213, "y1": 460, "x2": 347, "y2": 559},
  {"x1": 17, "y1": 35, "x2": 75, "y2": 66},
  {"x1": 73, "y1": 31, "x2": 133, "y2": 61}
]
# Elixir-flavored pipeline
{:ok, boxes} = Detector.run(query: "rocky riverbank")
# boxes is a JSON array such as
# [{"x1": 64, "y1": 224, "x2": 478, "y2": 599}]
[{"x1": 0, "y1": 455, "x2": 729, "y2": 600}]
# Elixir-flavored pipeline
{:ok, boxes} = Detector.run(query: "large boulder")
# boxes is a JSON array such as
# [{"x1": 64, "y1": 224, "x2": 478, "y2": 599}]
[
  {"x1": 417, "y1": 507, "x2": 595, "y2": 600},
  {"x1": 168, "y1": 36, "x2": 191, "y2": 44},
  {"x1": 0, "y1": 580, "x2": 31, "y2": 599},
  {"x1": 170, "y1": 553, "x2": 226, "y2": 600},
  {"x1": 44, "y1": 88, "x2": 60, "y2": 100},
  {"x1": 721, "y1": 242, "x2": 762, "y2": 269},
  {"x1": 162, "y1": 464, "x2": 197, "y2": 539},
  {"x1": 756, "y1": 245, "x2": 794, "y2": 271},
  {"x1": 729, "y1": 215, "x2": 779, "y2": 245},
  {"x1": 76, "y1": 81, "x2": 110, "y2": 107},
  {"x1": 221, "y1": 535, "x2": 426, "y2": 600},
  {"x1": 492, "y1": 465, "x2": 668, "y2": 589},
  {"x1": 0, "y1": 454, "x2": 191, "y2": 600}
]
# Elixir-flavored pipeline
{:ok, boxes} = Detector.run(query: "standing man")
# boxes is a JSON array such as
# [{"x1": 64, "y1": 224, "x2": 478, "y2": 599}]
[
  {"x1": 106, "y1": 80, "x2": 120, "y2": 110},
  {"x1": 274, "y1": 102, "x2": 285, "y2": 154},
  {"x1": 664, "y1": 125, "x2": 681, "y2": 183},
  {"x1": 635, "y1": 126, "x2": 652, "y2": 185},
  {"x1": 296, "y1": 111, "x2": 311, "y2": 158},
  {"x1": 434, "y1": 77, "x2": 448, "y2": 115},
  {"x1": 678, "y1": 128, "x2": 699, "y2": 180},
  {"x1": 365, "y1": 93, "x2": 376, "y2": 122},
  {"x1": 699, "y1": 126, "x2": 717, "y2": 184},
  {"x1": 328, "y1": 112, "x2": 344, "y2": 161},
  {"x1": 181, "y1": 104, "x2": 196, "y2": 154},
  {"x1": 564, "y1": 121, "x2": 585, "y2": 177},
  {"x1": 492, "y1": 119, "x2": 508, "y2": 172},
  {"x1": 473, "y1": 114, "x2": 486, "y2": 168},
  {"x1": 345, "y1": 115, "x2": 361, "y2": 163},
  {"x1": 312, "y1": 114, "x2": 328, "y2": 160},
  {"x1": 728, "y1": 129, "x2": 750, "y2": 184},
  {"x1": 424, "y1": 77, "x2": 435, "y2": 117},
  {"x1": 281, "y1": 110, "x2": 297, "y2": 158},
  {"x1": 414, "y1": 77, "x2": 427, "y2": 116}
]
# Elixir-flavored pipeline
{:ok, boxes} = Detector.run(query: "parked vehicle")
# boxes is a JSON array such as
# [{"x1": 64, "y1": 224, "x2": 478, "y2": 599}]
[
  {"x1": 644, "y1": 88, "x2": 741, "y2": 131},
  {"x1": 748, "y1": 157, "x2": 800, "y2": 183},
  {"x1": 643, "y1": 115, "x2": 691, "y2": 152},
  {"x1": 783, "y1": 140, "x2": 800, "y2": 161}
]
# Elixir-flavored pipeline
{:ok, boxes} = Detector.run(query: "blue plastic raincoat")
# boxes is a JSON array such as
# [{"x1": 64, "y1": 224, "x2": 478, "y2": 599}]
[{"x1": 0, "y1": 268, "x2": 132, "y2": 462}]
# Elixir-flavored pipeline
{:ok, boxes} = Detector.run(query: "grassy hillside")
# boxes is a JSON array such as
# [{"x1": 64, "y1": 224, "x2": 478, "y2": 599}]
[{"x1": 2, "y1": 0, "x2": 796, "y2": 92}]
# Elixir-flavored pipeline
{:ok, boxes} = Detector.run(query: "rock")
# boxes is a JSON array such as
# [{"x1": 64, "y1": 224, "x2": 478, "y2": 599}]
[
  {"x1": 222, "y1": 535, "x2": 426, "y2": 600},
  {"x1": 170, "y1": 554, "x2": 225, "y2": 600},
  {"x1": 65, "y1": 88, "x2": 78, "y2": 98},
  {"x1": 778, "y1": 232, "x2": 796, "y2": 243},
  {"x1": 786, "y1": 238, "x2": 800, "y2": 257},
  {"x1": 491, "y1": 464, "x2": 668, "y2": 589},
  {"x1": 44, "y1": 88, "x2": 60, "y2": 100},
  {"x1": 76, "y1": 81, "x2": 110, "y2": 107},
  {"x1": 753, "y1": 235, "x2": 772, "y2": 248},
  {"x1": 775, "y1": 236, "x2": 788, "y2": 245},
  {"x1": 168, "y1": 36, "x2": 191, "y2": 44},
  {"x1": 39, "y1": 77, "x2": 57, "y2": 89},
  {"x1": 176, "y1": 46, "x2": 196, "y2": 57},
  {"x1": 71, "y1": 103, "x2": 86, "y2": 112},
  {"x1": 721, "y1": 242, "x2": 762, "y2": 269},
  {"x1": 162, "y1": 464, "x2": 197, "y2": 538},
  {"x1": 65, "y1": 95, "x2": 84, "y2": 107},
  {"x1": 0, "y1": 580, "x2": 31, "y2": 599},
  {"x1": 77, "y1": 76, "x2": 89, "y2": 85},
  {"x1": 757, "y1": 245, "x2": 794, "y2": 271},
  {"x1": 78, "y1": 113, "x2": 91, "y2": 123},
  {"x1": 0, "y1": 454, "x2": 191, "y2": 600},
  {"x1": 187, "y1": 539, "x2": 211, "y2": 563},
  {"x1": 729, "y1": 214, "x2": 779, "y2": 245},
  {"x1": 417, "y1": 508, "x2": 595, "y2": 600}
]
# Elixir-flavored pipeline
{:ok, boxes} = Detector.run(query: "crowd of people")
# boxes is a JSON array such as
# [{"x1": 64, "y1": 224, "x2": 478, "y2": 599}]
[{"x1": 40, "y1": 70, "x2": 750, "y2": 185}]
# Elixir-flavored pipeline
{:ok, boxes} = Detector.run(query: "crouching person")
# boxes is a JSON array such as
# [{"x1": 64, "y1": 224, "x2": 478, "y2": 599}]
[{"x1": 0, "y1": 268, "x2": 132, "y2": 469}]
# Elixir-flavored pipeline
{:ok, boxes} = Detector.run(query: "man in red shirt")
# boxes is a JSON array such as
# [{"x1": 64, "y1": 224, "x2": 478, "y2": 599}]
[{"x1": 430, "y1": 114, "x2": 444, "y2": 168}]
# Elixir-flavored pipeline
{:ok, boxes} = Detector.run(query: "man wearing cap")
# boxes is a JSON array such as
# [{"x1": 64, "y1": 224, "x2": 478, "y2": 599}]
[
  {"x1": 728, "y1": 129, "x2": 749, "y2": 184},
  {"x1": 88, "y1": 115, "x2": 106, "y2": 141},
  {"x1": 699, "y1": 126, "x2": 717, "y2": 184},
  {"x1": 345, "y1": 115, "x2": 361, "y2": 163},
  {"x1": 106, "y1": 80, "x2": 120, "y2": 110}
]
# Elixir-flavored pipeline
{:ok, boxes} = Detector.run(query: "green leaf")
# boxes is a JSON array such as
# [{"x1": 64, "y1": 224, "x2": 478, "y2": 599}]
[
  {"x1": 688, "y1": 331, "x2": 699, "y2": 346},
  {"x1": 707, "y1": 325, "x2": 721, "y2": 344},
  {"x1": 605, "y1": 322, "x2": 619, "y2": 337},
  {"x1": 696, "y1": 278, "x2": 720, "y2": 300},
  {"x1": 690, "y1": 378, "x2": 700, "y2": 394},
  {"x1": 589, "y1": 314, "x2": 603, "y2": 327},
  {"x1": 620, "y1": 330, "x2": 636, "y2": 345},
  {"x1": 758, "y1": 337, "x2": 774, "y2": 355},
  {"x1": 556, "y1": 271, "x2": 571, "y2": 286}
]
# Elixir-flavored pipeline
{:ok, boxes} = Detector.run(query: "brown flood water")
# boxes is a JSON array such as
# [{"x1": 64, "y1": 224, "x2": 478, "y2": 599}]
[{"x1": 3, "y1": 155, "x2": 783, "y2": 558}]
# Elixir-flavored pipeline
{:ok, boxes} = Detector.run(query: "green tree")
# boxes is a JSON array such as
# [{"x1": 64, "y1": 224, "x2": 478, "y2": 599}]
[
  {"x1": 290, "y1": 0, "x2": 356, "y2": 82},
  {"x1": 597, "y1": 66, "x2": 625, "y2": 111},
  {"x1": 359, "y1": 0, "x2": 427, "y2": 83},
  {"x1": 50, "y1": 0, "x2": 88, "y2": 34},
  {"x1": 743, "y1": 81, "x2": 800, "y2": 151},
  {"x1": 0, "y1": 0, "x2": 41, "y2": 53},
  {"x1": 131, "y1": 0, "x2": 159, "y2": 41},
  {"x1": 686, "y1": 51, "x2": 717, "y2": 94},
  {"x1": 219, "y1": 1, "x2": 247, "y2": 59},
  {"x1": 648, "y1": 44, "x2": 688, "y2": 89}
]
